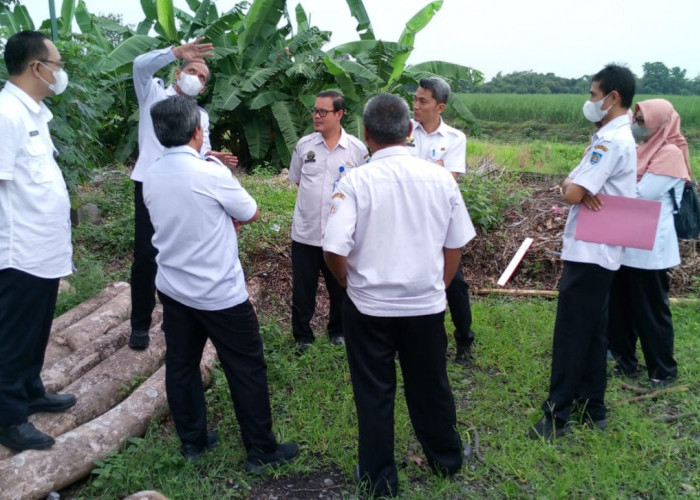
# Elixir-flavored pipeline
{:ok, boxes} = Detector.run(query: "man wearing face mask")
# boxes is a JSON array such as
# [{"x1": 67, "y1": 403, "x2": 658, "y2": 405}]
[
  {"x1": 529, "y1": 64, "x2": 637, "y2": 441},
  {"x1": 0, "y1": 31, "x2": 76, "y2": 451},
  {"x1": 129, "y1": 38, "x2": 237, "y2": 350}
]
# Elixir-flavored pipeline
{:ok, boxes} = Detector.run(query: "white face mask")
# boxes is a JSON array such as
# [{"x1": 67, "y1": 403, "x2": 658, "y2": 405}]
[
  {"x1": 582, "y1": 93, "x2": 612, "y2": 123},
  {"x1": 38, "y1": 62, "x2": 69, "y2": 95},
  {"x1": 177, "y1": 72, "x2": 204, "y2": 97}
]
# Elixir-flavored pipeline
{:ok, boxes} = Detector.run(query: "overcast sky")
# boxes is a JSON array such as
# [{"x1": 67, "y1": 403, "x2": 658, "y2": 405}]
[{"x1": 25, "y1": 0, "x2": 700, "y2": 81}]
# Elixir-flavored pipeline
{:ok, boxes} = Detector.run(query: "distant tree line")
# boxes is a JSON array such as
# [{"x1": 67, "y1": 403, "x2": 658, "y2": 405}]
[{"x1": 458, "y1": 62, "x2": 700, "y2": 95}]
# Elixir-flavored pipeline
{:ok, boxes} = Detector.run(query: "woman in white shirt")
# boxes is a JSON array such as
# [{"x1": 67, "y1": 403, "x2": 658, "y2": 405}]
[{"x1": 608, "y1": 99, "x2": 691, "y2": 388}]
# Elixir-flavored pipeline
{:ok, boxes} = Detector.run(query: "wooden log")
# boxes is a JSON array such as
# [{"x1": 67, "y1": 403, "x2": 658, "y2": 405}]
[
  {"x1": 50, "y1": 282, "x2": 130, "y2": 336},
  {"x1": 0, "y1": 320, "x2": 166, "y2": 462},
  {"x1": 124, "y1": 492, "x2": 170, "y2": 500},
  {"x1": 43, "y1": 286, "x2": 132, "y2": 368},
  {"x1": 42, "y1": 308, "x2": 163, "y2": 394},
  {"x1": 0, "y1": 342, "x2": 218, "y2": 500}
]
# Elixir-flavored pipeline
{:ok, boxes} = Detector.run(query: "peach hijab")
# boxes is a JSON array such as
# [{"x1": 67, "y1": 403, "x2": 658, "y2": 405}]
[{"x1": 635, "y1": 99, "x2": 691, "y2": 182}]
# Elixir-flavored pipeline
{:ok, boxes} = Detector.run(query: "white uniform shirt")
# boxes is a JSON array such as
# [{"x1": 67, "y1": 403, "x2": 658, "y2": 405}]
[
  {"x1": 288, "y1": 129, "x2": 368, "y2": 246},
  {"x1": 322, "y1": 146, "x2": 476, "y2": 317},
  {"x1": 407, "y1": 118, "x2": 467, "y2": 174},
  {"x1": 143, "y1": 145, "x2": 257, "y2": 310},
  {"x1": 562, "y1": 114, "x2": 637, "y2": 270},
  {"x1": 0, "y1": 82, "x2": 72, "y2": 278},
  {"x1": 131, "y1": 47, "x2": 211, "y2": 182},
  {"x1": 622, "y1": 173, "x2": 684, "y2": 270}
]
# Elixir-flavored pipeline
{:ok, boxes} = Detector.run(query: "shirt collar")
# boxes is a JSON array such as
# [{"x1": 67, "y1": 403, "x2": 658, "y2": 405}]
[
  {"x1": 368, "y1": 145, "x2": 410, "y2": 162},
  {"x1": 4, "y1": 81, "x2": 52, "y2": 121},
  {"x1": 313, "y1": 127, "x2": 349, "y2": 149},
  {"x1": 165, "y1": 85, "x2": 178, "y2": 97},
  {"x1": 161, "y1": 144, "x2": 201, "y2": 157},
  {"x1": 412, "y1": 117, "x2": 447, "y2": 137},
  {"x1": 595, "y1": 114, "x2": 631, "y2": 140}
]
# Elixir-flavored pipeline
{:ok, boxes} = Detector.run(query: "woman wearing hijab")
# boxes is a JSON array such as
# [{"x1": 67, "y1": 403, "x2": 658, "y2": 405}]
[{"x1": 607, "y1": 98, "x2": 691, "y2": 388}]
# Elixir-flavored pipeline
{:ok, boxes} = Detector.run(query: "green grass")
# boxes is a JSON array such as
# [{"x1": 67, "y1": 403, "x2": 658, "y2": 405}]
[{"x1": 69, "y1": 297, "x2": 700, "y2": 499}]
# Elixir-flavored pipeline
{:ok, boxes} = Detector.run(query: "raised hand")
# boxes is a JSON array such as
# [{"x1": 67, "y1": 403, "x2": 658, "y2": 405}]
[{"x1": 172, "y1": 37, "x2": 214, "y2": 62}]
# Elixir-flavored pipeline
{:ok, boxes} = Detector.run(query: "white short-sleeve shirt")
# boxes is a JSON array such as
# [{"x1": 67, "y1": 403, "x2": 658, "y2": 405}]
[
  {"x1": 143, "y1": 145, "x2": 257, "y2": 310},
  {"x1": 288, "y1": 129, "x2": 368, "y2": 246},
  {"x1": 0, "y1": 82, "x2": 72, "y2": 278},
  {"x1": 322, "y1": 146, "x2": 476, "y2": 317},
  {"x1": 131, "y1": 47, "x2": 211, "y2": 182},
  {"x1": 407, "y1": 118, "x2": 467, "y2": 174},
  {"x1": 562, "y1": 114, "x2": 637, "y2": 270}
]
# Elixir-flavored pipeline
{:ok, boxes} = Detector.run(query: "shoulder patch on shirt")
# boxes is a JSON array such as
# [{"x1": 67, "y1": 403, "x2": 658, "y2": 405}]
[
  {"x1": 594, "y1": 145, "x2": 608, "y2": 152},
  {"x1": 590, "y1": 151, "x2": 603, "y2": 165},
  {"x1": 405, "y1": 136, "x2": 415, "y2": 147},
  {"x1": 304, "y1": 151, "x2": 316, "y2": 163}
]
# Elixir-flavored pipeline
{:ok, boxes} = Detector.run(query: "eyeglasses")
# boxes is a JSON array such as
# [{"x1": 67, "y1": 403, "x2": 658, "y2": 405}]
[
  {"x1": 311, "y1": 108, "x2": 336, "y2": 117},
  {"x1": 39, "y1": 59, "x2": 66, "y2": 69}
]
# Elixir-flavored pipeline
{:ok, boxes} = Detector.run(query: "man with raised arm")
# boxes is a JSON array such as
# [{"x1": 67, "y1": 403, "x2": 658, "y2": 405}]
[{"x1": 129, "y1": 38, "x2": 237, "y2": 350}]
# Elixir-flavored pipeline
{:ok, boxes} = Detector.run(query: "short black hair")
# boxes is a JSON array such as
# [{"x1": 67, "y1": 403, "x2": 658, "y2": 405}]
[
  {"x1": 4, "y1": 30, "x2": 50, "y2": 75},
  {"x1": 419, "y1": 77, "x2": 451, "y2": 104},
  {"x1": 317, "y1": 90, "x2": 345, "y2": 112},
  {"x1": 150, "y1": 95, "x2": 201, "y2": 148},
  {"x1": 592, "y1": 64, "x2": 636, "y2": 109},
  {"x1": 363, "y1": 93, "x2": 411, "y2": 145}
]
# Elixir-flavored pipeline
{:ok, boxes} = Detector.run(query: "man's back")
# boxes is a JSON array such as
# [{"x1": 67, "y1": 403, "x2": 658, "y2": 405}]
[{"x1": 324, "y1": 145, "x2": 474, "y2": 317}]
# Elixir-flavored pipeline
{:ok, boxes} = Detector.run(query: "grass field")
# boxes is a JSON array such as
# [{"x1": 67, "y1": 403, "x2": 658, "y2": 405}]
[{"x1": 56, "y1": 174, "x2": 700, "y2": 499}]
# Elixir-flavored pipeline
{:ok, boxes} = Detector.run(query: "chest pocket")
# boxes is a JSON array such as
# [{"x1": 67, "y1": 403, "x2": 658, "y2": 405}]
[{"x1": 25, "y1": 138, "x2": 53, "y2": 184}]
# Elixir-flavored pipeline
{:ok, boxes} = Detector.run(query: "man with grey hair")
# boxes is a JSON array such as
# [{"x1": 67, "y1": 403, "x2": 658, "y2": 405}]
[
  {"x1": 143, "y1": 95, "x2": 298, "y2": 470},
  {"x1": 409, "y1": 76, "x2": 475, "y2": 366},
  {"x1": 323, "y1": 93, "x2": 475, "y2": 497}
]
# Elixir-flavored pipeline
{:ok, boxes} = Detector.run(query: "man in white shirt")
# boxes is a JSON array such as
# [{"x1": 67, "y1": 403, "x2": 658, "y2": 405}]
[
  {"x1": 529, "y1": 65, "x2": 637, "y2": 441},
  {"x1": 129, "y1": 38, "x2": 237, "y2": 350},
  {"x1": 0, "y1": 31, "x2": 76, "y2": 452},
  {"x1": 288, "y1": 91, "x2": 368, "y2": 352},
  {"x1": 408, "y1": 77, "x2": 475, "y2": 365},
  {"x1": 323, "y1": 93, "x2": 475, "y2": 497},
  {"x1": 143, "y1": 95, "x2": 298, "y2": 469}
]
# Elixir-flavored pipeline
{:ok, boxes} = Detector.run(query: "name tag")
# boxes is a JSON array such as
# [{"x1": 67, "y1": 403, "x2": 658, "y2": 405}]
[{"x1": 29, "y1": 130, "x2": 39, "y2": 137}]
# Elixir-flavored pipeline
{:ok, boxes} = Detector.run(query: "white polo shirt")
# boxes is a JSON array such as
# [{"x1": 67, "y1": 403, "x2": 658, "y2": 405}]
[
  {"x1": 562, "y1": 114, "x2": 637, "y2": 270},
  {"x1": 288, "y1": 129, "x2": 368, "y2": 246},
  {"x1": 0, "y1": 82, "x2": 72, "y2": 279},
  {"x1": 407, "y1": 118, "x2": 467, "y2": 174},
  {"x1": 143, "y1": 145, "x2": 257, "y2": 310},
  {"x1": 322, "y1": 146, "x2": 476, "y2": 317},
  {"x1": 131, "y1": 47, "x2": 211, "y2": 182}
]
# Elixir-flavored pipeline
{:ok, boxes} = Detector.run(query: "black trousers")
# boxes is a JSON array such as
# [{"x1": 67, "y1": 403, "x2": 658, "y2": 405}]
[
  {"x1": 544, "y1": 261, "x2": 615, "y2": 423},
  {"x1": 291, "y1": 240, "x2": 345, "y2": 343},
  {"x1": 344, "y1": 298, "x2": 463, "y2": 498},
  {"x1": 447, "y1": 266, "x2": 475, "y2": 348},
  {"x1": 0, "y1": 269, "x2": 59, "y2": 427},
  {"x1": 608, "y1": 266, "x2": 677, "y2": 380},
  {"x1": 158, "y1": 292, "x2": 276, "y2": 451},
  {"x1": 130, "y1": 181, "x2": 158, "y2": 332}
]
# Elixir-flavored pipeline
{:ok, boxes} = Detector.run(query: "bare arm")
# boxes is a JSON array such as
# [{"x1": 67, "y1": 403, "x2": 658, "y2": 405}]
[
  {"x1": 323, "y1": 251, "x2": 347, "y2": 288},
  {"x1": 562, "y1": 177, "x2": 602, "y2": 210},
  {"x1": 443, "y1": 247, "x2": 462, "y2": 288}
]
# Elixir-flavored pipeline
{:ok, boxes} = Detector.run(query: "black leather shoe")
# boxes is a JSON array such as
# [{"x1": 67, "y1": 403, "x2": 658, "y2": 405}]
[
  {"x1": 295, "y1": 341, "x2": 311, "y2": 355},
  {"x1": 0, "y1": 422, "x2": 55, "y2": 451},
  {"x1": 455, "y1": 344, "x2": 472, "y2": 366},
  {"x1": 28, "y1": 393, "x2": 77, "y2": 415},
  {"x1": 329, "y1": 335, "x2": 345, "y2": 346},
  {"x1": 245, "y1": 442, "x2": 299, "y2": 474},
  {"x1": 528, "y1": 417, "x2": 571, "y2": 441},
  {"x1": 181, "y1": 430, "x2": 219, "y2": 464},
  {"x1": 129, "y1": 329, "x2": 150, "y2": 350}
]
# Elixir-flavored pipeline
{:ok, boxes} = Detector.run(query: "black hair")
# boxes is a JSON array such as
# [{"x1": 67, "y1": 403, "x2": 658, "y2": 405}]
[
  {"x1": 418, "y1": 77, "x2": 451, "y2": 104},
  {"x1": 317, "y1": 90, "x2": 345, "y2": 112},
  {"x1": 592, "y1": 64, "x2": 636, "y2": 109},
  {"x1": 4, "y1": 30, "x2": 50, "y2": 75},
  {"x1": 150, "y1": 96, "x2": 201, "y2": 148},
  {"x1": 363, "y1": 93, "x2": 411, "y2": 145}
]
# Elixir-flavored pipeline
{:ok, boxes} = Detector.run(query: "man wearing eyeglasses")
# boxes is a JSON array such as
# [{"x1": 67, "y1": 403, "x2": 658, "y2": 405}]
[
  {"x1": 0, "y1": 31, "x2": 76, "y2": 451},
  {"x1": 287, "y1": 91, "x2": 368, "y2": 353}
]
